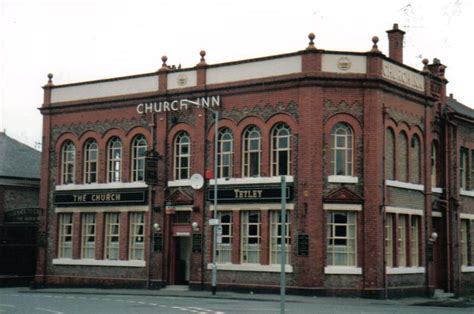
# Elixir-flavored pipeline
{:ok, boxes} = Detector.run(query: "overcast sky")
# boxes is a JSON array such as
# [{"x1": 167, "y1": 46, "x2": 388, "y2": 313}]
[{"x1": 0, "y1": 0, "x2": 472, "y2": 149}]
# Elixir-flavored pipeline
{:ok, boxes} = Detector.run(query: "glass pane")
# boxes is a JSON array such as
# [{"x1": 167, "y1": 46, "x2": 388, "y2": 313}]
[
  {"x1": 335, "y1": 225, "x2": 347, "y2": 237},
  {"x1": 249, "y1": 225, "x2": 258, "y2": 236},
  {"x1": 334, "y1": 213, "x2": 347, "y2": 224},
  {"x1": 336, "y1": 136, "x2": 345, "y2": 147}
]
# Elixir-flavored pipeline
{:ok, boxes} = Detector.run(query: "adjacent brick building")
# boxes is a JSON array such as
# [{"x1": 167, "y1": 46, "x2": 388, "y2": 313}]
[
  {"x1": 0, "y1": 131, "x2": 41, "y2": 284},
  {"x1": 36, "y1": 24, "x2": 474, "y2": 297}
]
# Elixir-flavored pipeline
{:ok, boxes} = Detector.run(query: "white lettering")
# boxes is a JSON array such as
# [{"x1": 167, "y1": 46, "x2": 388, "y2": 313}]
[
  {"x1": 136, "y1": 95, "x2": 222, "y2": 113},
  {"x1": 179, "y1": 99, "x2": 188, "y2": 110},
  {"x1": 201, "y1": 97, "x2": 210, "y2": 108},
  {"x1": 137, "y1": 103, "x2": 144, "y2": 114},
  {"x1": 382, "y1": 61, "x2": 424, "y2": 92},
  {"x1": 153, "y1": 102, "x2": 162, "y2": 113},
  {"x1": 170, "y1": 100, "x2": 178, "y2": 111},
  {"x1": 211, "y1": 95, "x2": 220, "y2": 108},
  {"x1": 145, "y1": 102, "x2": 153, "y2": 113}
]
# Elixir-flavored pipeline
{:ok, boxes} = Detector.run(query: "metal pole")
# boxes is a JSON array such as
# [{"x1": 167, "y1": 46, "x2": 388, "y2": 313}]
[
  {"x1": 211, "y1": 110, "x2": 219, "y2": 295},
  {"x1": 280, "y1": 175, "x2": 286, "y2": 314}
]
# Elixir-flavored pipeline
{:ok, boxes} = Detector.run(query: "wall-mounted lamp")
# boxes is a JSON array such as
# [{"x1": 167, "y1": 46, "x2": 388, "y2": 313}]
[
  {"x1": 153, "y1": 223, "x2": 161, "y2": 233},
  {"x1": 192, "y1": 221, "x2": 200, "y2": 232},
  {"x1": 429, "y1": 232, "x2": 438, "y2": 243}
]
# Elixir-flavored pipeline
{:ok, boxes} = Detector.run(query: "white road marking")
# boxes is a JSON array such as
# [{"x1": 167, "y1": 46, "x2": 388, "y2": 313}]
[
  {"x1": 35, "y1": 307, "x2": 64, "y2": 314},
  {"x1": 0, "y1": 304, "x2": 15, "y2": 308}
]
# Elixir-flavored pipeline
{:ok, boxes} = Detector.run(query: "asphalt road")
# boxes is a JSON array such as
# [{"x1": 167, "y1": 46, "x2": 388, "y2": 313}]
[{"x1": 0, "y1": 288, "x2": 473, "y2": 314}]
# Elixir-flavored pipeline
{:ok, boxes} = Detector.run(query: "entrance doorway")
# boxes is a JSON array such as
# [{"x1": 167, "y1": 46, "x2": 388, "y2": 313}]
[{"x1": 173, "y1": 236, "x2": 191, "y2": 285}]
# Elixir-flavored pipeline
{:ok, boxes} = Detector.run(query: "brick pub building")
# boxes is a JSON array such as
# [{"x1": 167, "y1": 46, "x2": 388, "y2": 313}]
[{"x1": 36, "y1": 24, "x2": 474, "y2": 298}]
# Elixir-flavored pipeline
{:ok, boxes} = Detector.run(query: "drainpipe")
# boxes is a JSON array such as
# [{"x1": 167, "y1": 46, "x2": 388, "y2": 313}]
[
  {"x1": 382, "y1": 105, "x2": 388, "y2": 299},
  {"x1": 146, "y1": 113, "x2": 156, "y2": 289},
  {"x1": 444, "y1": 112, "x2": 454, "y2": 293}
]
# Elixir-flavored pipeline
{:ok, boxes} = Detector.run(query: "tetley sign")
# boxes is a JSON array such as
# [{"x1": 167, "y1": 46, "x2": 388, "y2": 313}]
[{"x1": 136, "y1": 95, "x2": 221, "y2": 114}]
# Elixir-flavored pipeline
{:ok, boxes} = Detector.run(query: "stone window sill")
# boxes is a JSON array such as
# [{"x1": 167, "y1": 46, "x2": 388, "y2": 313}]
[
  {"x1": 206, "y1": 263, "x2": 293, "y2": 273},
  {"x1": 328, "y1": 176, "x2": 358, "y2": 184},
  {"x1": 385, "y1": 180, "x2": 424, "y2": 191},
  {"x1": 52, "y1": 258, "x2": 145, "y2": 267},
  {"x1": 386, "y1": 267, "x2": 425, "y2": 274},
  {"x1": 324, "y1": 266, "x2": 362, "y2": 275}
]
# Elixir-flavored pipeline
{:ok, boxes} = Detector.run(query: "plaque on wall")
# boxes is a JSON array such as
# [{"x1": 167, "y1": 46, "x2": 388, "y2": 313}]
[
  {"x1": 192, "y1": 234, "x2": 202, "y2": 253},
  {"x1": 297, "y1": 234, "x2": 309, "y2": 256}
]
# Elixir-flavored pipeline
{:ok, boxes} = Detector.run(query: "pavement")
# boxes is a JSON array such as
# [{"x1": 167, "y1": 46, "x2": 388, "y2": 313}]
[{"x1": 8, "y1": 285, "x2": 473, "y2": 308}]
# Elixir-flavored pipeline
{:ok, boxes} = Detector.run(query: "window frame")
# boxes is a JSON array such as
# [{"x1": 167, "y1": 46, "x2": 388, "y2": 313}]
[
  {"x1": 104, "y1": 213, "x2": 120, "y2": 260},
  {"x1": 216, "y1": 211, "x2": 233, "y2": 263},
  {"x1": 330, "y1": 123, "x2": 353, "y2": 176},
  {"x1": 397, "y1": 215, "x2": 407, "y2": 267},
  {"x1": 61, "y1": 141, "x2": 76, "y2": 185},
  {"x1": 242, "y1": 126, "x2": 262, "y2": 177},
  {"x1": 129, "y1": 212, "x2": 145, "y2": 261},
  {"x1": 270, "y1": 210, "x2": 291, "y2": 265},
  {"x1": 58, "y1": 213, "x2": 73, "y2": 258},
  {"x1": 241, "y1": 211, "x2": 261, "y2": 264},
  {"x1": 398, "y1": 131, "x2": 409, "y2": 182},
  {"x1": 326, "y1": 211, "x2": 357, "y2": 267},
  {"x1": 217, "y1": 128, "x2": 233, "y2": 179},
  {"x1": 107, "y1": 137, "x2": 122, "y2": 183},
  {"x1": 271, "y1": 124, "x2": 291, "y2": 176},
  {"x1": 131, "y1": 135, "x2": 147, "y2": 182},
  {"x1": 431, "y1": 142, "x2": 438, "y2": 187},
  {"x1": 385, "y1": 128, "x2": 395, "y2": 180},
  {"x1": 174, "y1": 132, "x2": 191, "y2": 180},
  {"x1": 411, "y1": 135, "x2": 421, "y2": 184},
  {"x1": 83, "y1": 139, "x2": 99, "y2": 184},
  {"x1": 385, "y1": 213, "x2": 394, "y2": 267},
  {"x1": 81, "y1": 213, "x2": 96, "y2": 259},
  {"x1": 410, "y1": 215, "x2": 420, "y2": 267}
]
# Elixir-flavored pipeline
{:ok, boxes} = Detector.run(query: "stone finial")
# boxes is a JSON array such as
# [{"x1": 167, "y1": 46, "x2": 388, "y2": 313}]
[
  {"x1": 422, "y1": 58, "x2": 429, "y2": 72},
  {"x1": 370, "y1": 36, "x2": 381, "y2": 53},
  {"x1": 439, "y1": 65, "x2": 446, "y2": 78},
  {"x1": 307, "y1": 33, "x2": 316, "y2": 50},
  {"x1": 158, "y1": 55, "x2": 171, "y2": 72},
  {"x1": 197, "y1": 50, "x2": 207, "y2": 67},
  {"x1": 46, "y1": 73, "x2": 54, "y2": 86}
]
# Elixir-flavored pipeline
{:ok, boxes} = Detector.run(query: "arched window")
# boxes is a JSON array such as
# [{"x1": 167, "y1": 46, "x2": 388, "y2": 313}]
[
  {"x1": 385, "y1": 128, "x2": 395, "y2": 180},
  {"x1": 460, "y1": 148, "x2": 468, "y2": 189},
  {"x1": 242, "y1": 126, "x2": 261, "y2": 177},
  {"x1": 431, "y1": 142, "x2": 438, "y2": 187},
  {"x1": 271, "y1": 124, "x2": 291, "y2": 176},
  {"x1": 131, "y1": 135, "x2": 147, "y2": 182},
  {"x1": 398, "y1": 131, "x2": 408, "y2": 182},
  {"x1": 84, "y1": 139, "x2": 98, "y2": 184},
  {"x1": 61, "y1": 141, "x2": 75, "y2": 184},
  {"x1": 217, "y1": 128, "x2": 233, "y2": 178},
  {"x1": 174, "y1": 132, "x2": 191, "y2": 180},
  {"x1": 330, "y1": 123, "x2": 353, "y2": 176},
  {"x1": 107, "y1": 137, "x2": 122, "y2": 183},
  {"x1": 411, "y1": 135, "x2": 421, "y2": 184}
]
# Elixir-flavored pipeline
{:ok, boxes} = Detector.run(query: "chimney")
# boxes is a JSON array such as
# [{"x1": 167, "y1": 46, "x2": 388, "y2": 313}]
[{"x1": 386, "y1": 23, "x2": 405, "y2": 63}]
